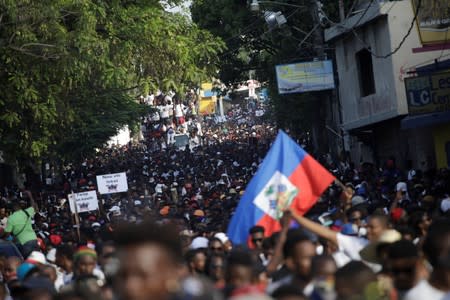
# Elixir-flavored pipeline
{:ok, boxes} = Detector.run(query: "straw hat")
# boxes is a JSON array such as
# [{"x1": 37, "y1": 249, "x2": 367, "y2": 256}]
[{"x1": 359, "y1": 229, "x2": 402, "y2": 264}]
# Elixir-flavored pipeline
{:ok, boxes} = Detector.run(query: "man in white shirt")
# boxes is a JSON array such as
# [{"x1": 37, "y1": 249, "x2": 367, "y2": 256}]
[
  {"x1": 289, "y1": 209, "x2": 389, "y2": 262},
  {"x1": 159, "y1": 101, "x2": 170, "y2": 124}
]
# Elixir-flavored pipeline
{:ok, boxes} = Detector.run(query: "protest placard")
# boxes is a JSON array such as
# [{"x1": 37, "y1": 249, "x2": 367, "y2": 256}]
[
  {"x1": 96, "y1": 172, "x2": 128, "y2": 194},
  {"x1": 174, "y1": 134, "x2": 189, "y2": 148},
  {"x1": 68, "y1": 191, "x2": 99, "y2": 214}
]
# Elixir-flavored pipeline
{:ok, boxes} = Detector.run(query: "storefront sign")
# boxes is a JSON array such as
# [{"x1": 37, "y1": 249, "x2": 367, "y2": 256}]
[
  {"x1": 412, "y1": 0, "x2": 450, "y2": 45},
  {"x1": 405, "y1": 71, "x2": 450, "y2": 115}
]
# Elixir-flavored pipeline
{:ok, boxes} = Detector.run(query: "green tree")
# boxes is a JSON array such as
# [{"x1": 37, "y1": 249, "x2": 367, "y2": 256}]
[
  {"x1": 0, "y1": 0, "x2": 224, "y2": 166},
  {"x1": 191, "y1": 0, "x2": 352, "y2": 140}
]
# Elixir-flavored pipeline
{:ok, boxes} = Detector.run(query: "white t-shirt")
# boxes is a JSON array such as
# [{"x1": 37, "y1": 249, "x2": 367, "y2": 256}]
[
  {"x1": 151, "y1": 110, "x2": 160, "y2": 122},
  {"x1": 336, "y1": 233, "x2": 369, "y2": 260},
  {"x1": 405, "y1": 280, "x2": 450, "y2": 300},
  {"x1": 174, "y1": 104, "x2": 184, "y2": 117},
  {"x1": 332, "y1": 251, "x2": 352, "y2": 268},
  {"x1": 144, "y1": 94, "x2": 154, "y2": 106},
  {"x1": 159, "y1": 105, "x2": 170, "y2": 118}
]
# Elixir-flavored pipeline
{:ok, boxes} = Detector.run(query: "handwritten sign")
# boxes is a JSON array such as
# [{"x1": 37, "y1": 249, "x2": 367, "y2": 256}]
[
  {"x1": 96, "y1": 172, "x2": 128, "y2": 194},
  {"x1": 68, "y1": 191, "x2": 99, "y2": 214}
]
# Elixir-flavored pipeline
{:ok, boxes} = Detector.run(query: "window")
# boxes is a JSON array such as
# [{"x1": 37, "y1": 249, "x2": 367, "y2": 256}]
[{"x1": 356, "y1": 48, "x2": 376, "y2": 97}]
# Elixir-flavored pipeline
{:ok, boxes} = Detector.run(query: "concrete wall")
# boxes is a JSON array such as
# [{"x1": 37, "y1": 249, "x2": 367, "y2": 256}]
[{"x1": 328, "y1": 0, "x2": 450, "y2": 131}]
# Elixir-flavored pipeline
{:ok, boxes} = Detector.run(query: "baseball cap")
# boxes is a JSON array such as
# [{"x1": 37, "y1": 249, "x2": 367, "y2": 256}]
[
  {"x1": 214, "y1": 232, "x2": 229, "y2": 244},
  {"x1": 441, "y1": 197, "x2": 450, "y2": 213},
  {"x1": 189, "y1": 237, "x2": 209, "y2": 250},
  {"x1": 396, "y1": 182, "x2": 408, "y2": 192},
  {"x1": 26, "y1": 251, "x2": 46, "y2": 265}
]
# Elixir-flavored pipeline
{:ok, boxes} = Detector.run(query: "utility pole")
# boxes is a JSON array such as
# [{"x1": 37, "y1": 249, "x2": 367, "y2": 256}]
[
  {"x1": 339, "y1": 0, "x2": 345, "y2": 22},
  {"x1": 308, "y1": 0, "x2": 328, "y2": 154}
]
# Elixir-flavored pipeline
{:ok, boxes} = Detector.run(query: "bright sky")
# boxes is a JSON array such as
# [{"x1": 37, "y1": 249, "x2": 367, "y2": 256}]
[{"x1": 165, "y1": 0, "x2": 192, "y2": 17}]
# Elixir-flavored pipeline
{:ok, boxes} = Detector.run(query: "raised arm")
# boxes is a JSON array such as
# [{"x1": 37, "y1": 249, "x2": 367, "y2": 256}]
[
  {"x1": 25, "y1": 190, "x2": 38, "y2": 212},
  {"x1": 289, "y1": 209, "x2": 338, "y2": 245},
  {"x1": 265, "y1": 212, "x2": 290, "y2": 275}
]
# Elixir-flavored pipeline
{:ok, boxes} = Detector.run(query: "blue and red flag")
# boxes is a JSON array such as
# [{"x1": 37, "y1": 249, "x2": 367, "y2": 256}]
[{"x1": 227, "y1": 130, "x2": 335, "y2": 245}]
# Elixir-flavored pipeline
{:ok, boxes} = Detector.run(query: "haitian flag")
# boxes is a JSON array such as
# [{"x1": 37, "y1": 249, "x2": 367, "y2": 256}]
[{"x1": 227, "y1": 130, "x2": 335, "y2": 245}]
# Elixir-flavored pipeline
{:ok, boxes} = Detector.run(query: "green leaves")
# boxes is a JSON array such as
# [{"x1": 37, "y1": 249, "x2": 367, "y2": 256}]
[{"x1": 0, "y1": 0, "x2": 224, "y2": 164}]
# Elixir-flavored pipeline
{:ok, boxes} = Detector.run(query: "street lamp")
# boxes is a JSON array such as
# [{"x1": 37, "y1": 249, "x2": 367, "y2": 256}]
[
  {"x1": 250, "y1": 0, "x2": 306, "y2": 12},
  {"x1": 264, "y1": 11, "x2": 287, "y2": 29}
]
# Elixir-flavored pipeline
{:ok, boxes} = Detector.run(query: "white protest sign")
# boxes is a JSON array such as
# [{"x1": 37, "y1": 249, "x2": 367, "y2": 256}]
[
  {"x1": 68, "y1": 191, "x2": 99, "y2": 214},
  {"x1": 255, "y1": 109, "x2": 265, "y2": 117},
  {"x1": 96, "y1": 172, "x2": 128, "y2": 194}
]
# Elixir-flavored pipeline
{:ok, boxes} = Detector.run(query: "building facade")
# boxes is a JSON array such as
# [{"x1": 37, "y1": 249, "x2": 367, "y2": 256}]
[{"x1": 325, "y1": 0, "x2": 450, "y2": 169}]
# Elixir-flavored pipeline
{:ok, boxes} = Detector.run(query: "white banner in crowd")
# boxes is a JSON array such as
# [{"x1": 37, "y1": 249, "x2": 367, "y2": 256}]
[
  {"x1": 68, "y1": 191, "x2": 99, "y2": 214},
  {"x1": 96, "y1": 172, "x2": 128, "y2": 194},
  {"x1": 255, "y1": 110, "x2": 265, "y2": 117}
]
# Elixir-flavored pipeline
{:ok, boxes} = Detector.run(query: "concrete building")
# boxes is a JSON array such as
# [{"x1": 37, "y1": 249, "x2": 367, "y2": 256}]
[{"x1": 325, "y1": 0, "x2": 450, "y2": 169}]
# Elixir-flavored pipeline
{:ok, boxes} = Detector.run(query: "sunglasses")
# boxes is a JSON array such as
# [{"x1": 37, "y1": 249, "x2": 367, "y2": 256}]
[
  {"x1": 349, "y1": 217, "x2": 362, "y2": 222},
  {"x1": 210, "y1": 246, "x2": 223, "y2": 251},
  {"x1": 211, "y1": 264, "x2": 224, "y2": 269},
  {"x1": 390, "y1": 266, "x2": 415, "y2": 275},
  {"x1": 252, "y1": 238, "x2": 263, "y2": 243}
]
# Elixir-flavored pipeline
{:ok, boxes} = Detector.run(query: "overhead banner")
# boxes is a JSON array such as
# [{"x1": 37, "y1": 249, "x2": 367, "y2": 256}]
[
  {"x1": 405, "y1": 71, "x2": 450, "y2": 115},
  {"x1": 96, "y1": 172, "x2": 128, "y2": 194},
  {"x1": 199, "y1": 97, "x2": 216, "y2": 115},
  {"x1": 412, "y1": 0, "x2": 450, "y2": 45},
  {"x1": 275, "y1": 60, "x2": 335, "y2": 94},
  {"x1": 69, "y1": 191, "x2": 99, "y2": 214}
]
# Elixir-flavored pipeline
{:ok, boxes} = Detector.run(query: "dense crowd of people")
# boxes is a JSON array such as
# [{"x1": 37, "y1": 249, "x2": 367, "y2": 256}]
[{"x1": 0, "y1": 93, "x2": 449, "y2": 300}]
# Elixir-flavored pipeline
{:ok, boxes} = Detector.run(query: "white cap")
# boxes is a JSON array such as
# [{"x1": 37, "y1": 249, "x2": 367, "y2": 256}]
[
  {"x1": 26, "y1": 251, "x2": 46, "y2": 264},
  {"x1": 109, "y1": 206, "x2": 121, "y2": 216},
  {"x1": 189, "y1": 237, "x2": 209, "y2": 250},
  {"x1": 91, "y1": 222, "x2": 101, "y2": 228},
  {"x1": 441, "y1": 197, "x2": 450, "y2": 213},
  {"x1": 109, "y1": 205, "x2": 120, "y2": 212},
  {"x1": 396, "y1": 182, "x2": 407, "y2": 192},
  {"x1": 46, "y1": 248, "x2": 56, "y2": 264},
  {"x1": 214, "y1": 232, "x2": 229, "y2": 244},
  {"x1": 134, "y1": 200, "x2": 142, "y2": 206}
]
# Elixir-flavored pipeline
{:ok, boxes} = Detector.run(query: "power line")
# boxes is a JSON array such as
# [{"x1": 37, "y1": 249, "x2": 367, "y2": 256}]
[
  {"x1": 223, "y1": 5, "x2": 307, "y2": 44},
  {"x1": 351, "y1": 0, "x2": 375, "y2": 29},
  {"x1": 404, "y1": 53, "x2": 450, "y2": 72},
  {"x1": 223, "y1": 18, "x2": 262, "y2": 43},
  {"x1": 218, "y1": 7, "x2": 303, "y2": 58},
  {"x1": 333, "y1": 0, "x2": 421, "y2": 59},
  {"x1": 352, "y1": 0, "x2": 422, "y2": 59}
]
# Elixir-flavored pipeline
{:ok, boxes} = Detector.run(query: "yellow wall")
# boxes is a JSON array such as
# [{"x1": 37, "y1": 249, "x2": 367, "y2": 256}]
[{"x1": 433, "y1": 123, "x2": 450, "y2": 168}]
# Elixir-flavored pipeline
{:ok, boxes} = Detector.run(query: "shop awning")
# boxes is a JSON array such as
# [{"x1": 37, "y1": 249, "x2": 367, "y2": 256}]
[{"x1": 401, "y1": 111, "x2": 450, "y2": 129}]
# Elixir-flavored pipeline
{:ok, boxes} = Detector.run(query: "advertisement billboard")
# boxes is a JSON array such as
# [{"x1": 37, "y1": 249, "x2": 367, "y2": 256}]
[
  {"x1": 405, "y1": 71, "x2": 450, "y2": 115},
  {"x1": 275, "y1": 60, "x2": 335, "y2": 94},
  {"x1": 199, "y1": 97, "x2": 216, "y2": 115},
  {"x1": 412, "y1": 0, "x2": 450, "y2": 45}
]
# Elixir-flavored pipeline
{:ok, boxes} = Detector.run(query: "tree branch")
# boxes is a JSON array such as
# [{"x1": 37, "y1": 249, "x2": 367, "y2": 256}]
[{"x1": 19, "y1": 43, "x2": 57, "y2": 50}]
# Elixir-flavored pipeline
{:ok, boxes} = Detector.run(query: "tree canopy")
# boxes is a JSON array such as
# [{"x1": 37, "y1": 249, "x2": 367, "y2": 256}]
[
  {"x1": 0, "y1": 0, "x2": 224, "y2": 164},
  {"x1": 191, "y1": 0, "x2": 352, "y2": 135}
]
